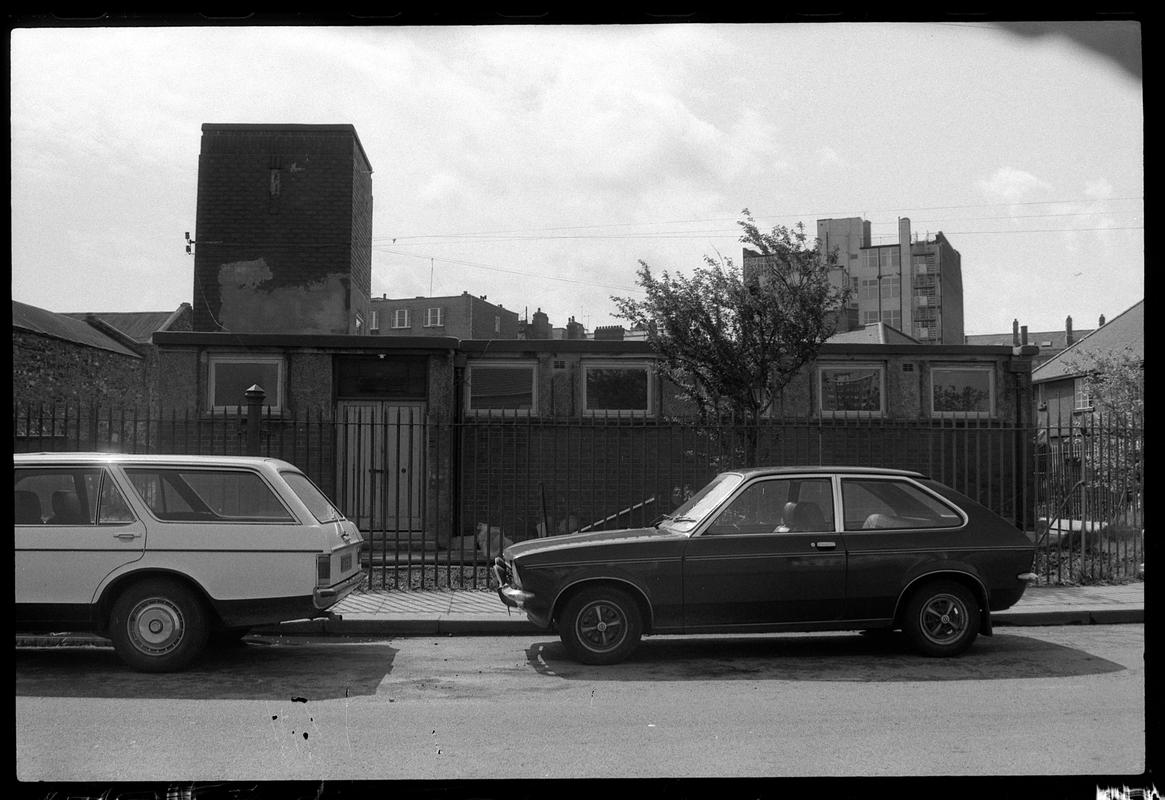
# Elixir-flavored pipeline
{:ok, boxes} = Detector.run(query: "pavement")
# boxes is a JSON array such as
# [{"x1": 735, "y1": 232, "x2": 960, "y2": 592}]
[{"x1": 15, "y1": 581, "x2": 1145, "y2": 647}]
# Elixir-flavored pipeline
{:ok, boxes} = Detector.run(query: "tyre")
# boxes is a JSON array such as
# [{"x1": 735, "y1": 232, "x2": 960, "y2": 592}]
[
  {"x1": 558, "y1": 585, "x2": 643, "y2": 665},
  {"x1": 108, "y1": 579, "x2": 209, "y2": 672},
  {"x1": 902, "y1": 580, "x2": 980, "y2": 657}
]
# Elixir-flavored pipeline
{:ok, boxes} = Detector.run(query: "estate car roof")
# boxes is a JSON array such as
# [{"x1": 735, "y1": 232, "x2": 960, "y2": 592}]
[
  {"x1": 727, "y1": 466, "x2": 926, "y2": 478},
  {"x1": 14, "y1": 452, "x2": 301, "y2": 469}
]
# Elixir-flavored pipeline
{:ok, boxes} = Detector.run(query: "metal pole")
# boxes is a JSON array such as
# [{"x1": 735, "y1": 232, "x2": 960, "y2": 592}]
[{"x1": 244, "y1": 385, "x2": 266, "y2": 456}]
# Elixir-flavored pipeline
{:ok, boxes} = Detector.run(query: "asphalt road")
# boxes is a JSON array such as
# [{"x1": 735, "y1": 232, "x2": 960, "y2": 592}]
[{"x1": 16, "y1": 624, "x2": 1145, "y2": 781}]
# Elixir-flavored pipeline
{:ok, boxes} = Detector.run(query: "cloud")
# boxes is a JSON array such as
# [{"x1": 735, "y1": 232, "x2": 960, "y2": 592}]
[
  {"x1": 816, "y1": 146, "x2": 846, "y2": 168},
  {"x1": 976, "y1": 167, "x2": 1052, "y2": 202},
  {"x1": 1083, "y1": 177, "x2": 1115, "y2": 200}
]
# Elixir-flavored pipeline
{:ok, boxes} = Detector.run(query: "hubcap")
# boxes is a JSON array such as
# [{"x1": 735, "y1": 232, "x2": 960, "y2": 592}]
[
  {"x1": 577, "y1": 601, "x2": 626, "y2": 652},
  {"x1": 129, "y1": 598, "x2": 184, "y2": 655},
  {"x1": 919, "y1": 593, "x2": 967, "y2": 645}
]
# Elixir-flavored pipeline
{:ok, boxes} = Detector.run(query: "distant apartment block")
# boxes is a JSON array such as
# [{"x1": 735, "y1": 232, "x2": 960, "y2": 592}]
[
  {"x1": 369, "y1": 292, "x2": 520, "y2": 339},
  {"x1": 805, "y1": 216, "x2": 964, "y2": 344}
]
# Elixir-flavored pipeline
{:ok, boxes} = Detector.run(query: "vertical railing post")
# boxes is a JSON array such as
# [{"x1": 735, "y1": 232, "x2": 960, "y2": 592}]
[{"x1": 244, "y1": 385, "x2": 266, "y2": 457}]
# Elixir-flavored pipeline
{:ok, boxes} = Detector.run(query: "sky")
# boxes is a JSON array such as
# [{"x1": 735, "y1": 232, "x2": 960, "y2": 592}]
[{"x1": 10, "y1": 18, "x2": 1143, "y2": 337}]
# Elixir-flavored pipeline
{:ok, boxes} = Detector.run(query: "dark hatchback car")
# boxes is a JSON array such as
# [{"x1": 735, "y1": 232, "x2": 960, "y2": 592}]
[{"x1": 493, "y1": 466, "x2": 1037, "y2": 665}]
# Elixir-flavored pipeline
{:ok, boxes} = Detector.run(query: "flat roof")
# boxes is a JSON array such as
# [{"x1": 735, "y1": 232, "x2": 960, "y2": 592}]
[{"x1": 200, "y1": 122, "x2": 373, "y2": 172}]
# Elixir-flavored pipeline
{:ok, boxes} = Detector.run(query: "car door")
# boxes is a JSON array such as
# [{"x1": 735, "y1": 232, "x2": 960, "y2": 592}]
[
  {"x1": 682, "y1": 476, "x2": 845, "y2": 629},
  {"x1": 15, "y1": 465, "x2": 146, "y2": 626},
  {"x1": 839, "y1": 476, "x2": 967, "y2": 620}
]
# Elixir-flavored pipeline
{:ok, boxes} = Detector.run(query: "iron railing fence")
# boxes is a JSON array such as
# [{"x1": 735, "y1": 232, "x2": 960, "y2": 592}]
[
  {"x1": 13, "y1": 401, "x2": 1145, "y2": 587},
  {"x1": 1032, "y1": 412, "x2": 1144, "y2": 584}
]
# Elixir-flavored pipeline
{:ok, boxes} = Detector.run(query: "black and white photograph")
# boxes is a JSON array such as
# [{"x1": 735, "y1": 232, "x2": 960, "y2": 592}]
[{"x1": 11, "y1": 13, "x2": 1146, "y2": 798}]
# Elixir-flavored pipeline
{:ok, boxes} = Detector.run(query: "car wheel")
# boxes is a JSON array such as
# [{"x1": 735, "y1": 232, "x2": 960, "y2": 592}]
[
  {"x1": 109, "y1": 579, "x2": 209, "y2": 672},
  {"x1": 559, "y1": 586, "x2": 643, "y2": 665},
  {"x1": 903, "y1": 580, "x2": 980, "y2": 657}
]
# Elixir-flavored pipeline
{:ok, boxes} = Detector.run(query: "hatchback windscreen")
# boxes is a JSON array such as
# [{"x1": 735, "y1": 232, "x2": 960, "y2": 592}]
[{"x1": 660, "y1": 473, "x2": 745, "y2": 532}]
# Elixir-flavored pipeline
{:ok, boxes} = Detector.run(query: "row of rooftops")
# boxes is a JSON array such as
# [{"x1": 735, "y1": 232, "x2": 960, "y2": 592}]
[{"x1": 13, "y1": 298, "x2": 1142, "y2": 381}]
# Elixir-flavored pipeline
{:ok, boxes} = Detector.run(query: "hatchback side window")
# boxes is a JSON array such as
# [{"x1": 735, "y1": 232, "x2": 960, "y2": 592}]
[
  {"x1": 842, "y1": 478, "x2": 963, "y2": 530},
  {"x1": 705, "y1": 478, "x2": 834, "y2": 535}
]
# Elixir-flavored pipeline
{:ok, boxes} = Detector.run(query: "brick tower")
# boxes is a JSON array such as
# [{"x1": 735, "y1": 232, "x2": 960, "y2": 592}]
[{"x1": 191, "y1": 124, "x2": 373, "y2": 334}]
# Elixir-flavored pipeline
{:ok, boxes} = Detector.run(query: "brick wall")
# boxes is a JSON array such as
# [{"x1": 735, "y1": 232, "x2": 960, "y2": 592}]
[{"x1": 13, "y1": 331, "x2": 150, "y2": 408}]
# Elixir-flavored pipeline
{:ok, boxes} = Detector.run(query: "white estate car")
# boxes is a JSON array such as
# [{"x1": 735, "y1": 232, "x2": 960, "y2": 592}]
[{"x1": 14, "y1": 453, "x2": 364, "y2": 672}]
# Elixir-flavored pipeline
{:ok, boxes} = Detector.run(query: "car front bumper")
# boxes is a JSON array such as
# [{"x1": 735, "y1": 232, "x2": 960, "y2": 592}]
[{"x1": 492, "y1": 561, "x2": 552, "y2": 628}]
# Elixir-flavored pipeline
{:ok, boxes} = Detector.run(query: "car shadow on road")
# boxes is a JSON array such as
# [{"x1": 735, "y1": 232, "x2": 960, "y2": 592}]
[
  {"x1": 14, "y1": 637, "x2": 396, "y2": 700},
  {"x1": 524, "y1": 631, "x2": 1127, "y2": 682}
]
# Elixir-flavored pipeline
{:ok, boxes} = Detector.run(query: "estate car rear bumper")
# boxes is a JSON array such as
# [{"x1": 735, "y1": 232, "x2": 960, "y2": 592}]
[{"x1": 313, "y1": 568, "x2": 363, "y2": 610}]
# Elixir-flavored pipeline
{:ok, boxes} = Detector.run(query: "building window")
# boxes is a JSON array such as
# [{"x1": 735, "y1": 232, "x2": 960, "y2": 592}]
[
  {"x1": 392, "y1": 309, "x2": 411, "y2": 329},
  {"x1": 1073, "y1": 377, "x2": 1093, "y2": 412},
  {"x1": 881, "y1": 310, "x2": 902, "y2": 330},
  {"x1": 932, "y1": 366, "x2": 994, "y2": 418},
  {"x1": 354, "y1": 312, "x2": 365, "y2": 336},
  {"x1": 466, "y1": 362, "x2": 536, "y2": 415},
  {"x1": 494, "y1": 315, "x2": 501, "y2": 334},
  {"x1": 424, "y1": 307, "x2": 445, "y2": 328},
  {"x1": 371, "y1": 310, "x2": 380, "y2": 331},
  {"x1": 583, "y1": 361, "x2": 654, "y2": 416},
  {"x1": 861, "y1": 310, "x2": 880, "y2": 325},
  {"x1": 819, "y1": 364, "x2": 884, "y2": 416},
  {"x1": 208, "y1": 355, "x2": 284, "y2": 412},
  {"x1": 881, "y1": 275, "x2": 900, "y2": 299}
]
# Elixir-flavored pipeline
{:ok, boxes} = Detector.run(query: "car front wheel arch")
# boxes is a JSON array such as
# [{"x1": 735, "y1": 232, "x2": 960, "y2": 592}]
[{"x1": 552, "y1": 578, "x2": 653, "y2": 634}]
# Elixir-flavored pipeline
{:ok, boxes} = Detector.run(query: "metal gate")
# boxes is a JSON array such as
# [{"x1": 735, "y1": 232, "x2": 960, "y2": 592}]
[{"x1": 336, "y1": 401, "x2": 426, "y2": 535}]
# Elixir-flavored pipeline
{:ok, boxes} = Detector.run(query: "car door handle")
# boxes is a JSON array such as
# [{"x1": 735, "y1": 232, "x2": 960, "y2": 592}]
[
  {"x1": 113, "y1": 532, "x2": 142, "y2": 540},
  {"x1": 811, "y1": 541, "x2": 837, "y2": 551}
]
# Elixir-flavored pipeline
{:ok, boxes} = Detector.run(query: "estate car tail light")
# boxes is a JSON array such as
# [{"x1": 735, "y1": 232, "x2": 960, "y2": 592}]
[{"x1": 317, "y1": 554, "x2": 331, "y2": 584}]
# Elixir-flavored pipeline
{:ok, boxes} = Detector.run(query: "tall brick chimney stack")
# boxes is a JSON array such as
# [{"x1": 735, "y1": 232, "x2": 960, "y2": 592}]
[{"x1": 1066, "y1": 315, "x2": 1074, "y2": 345}]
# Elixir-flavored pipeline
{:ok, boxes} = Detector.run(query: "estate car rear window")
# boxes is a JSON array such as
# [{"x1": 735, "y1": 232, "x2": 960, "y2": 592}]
[
  {"x1": 124, "y1": 468, "x2": 294, "y2": 522},
  {"x1": 841, "y1": 478, "x2": 964, "y2": 530},
  {"x1": 280, "y1": 470, "x2": 344, "y2": 523}
]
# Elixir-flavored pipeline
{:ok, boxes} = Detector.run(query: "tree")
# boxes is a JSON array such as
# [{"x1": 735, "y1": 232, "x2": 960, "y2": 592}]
[
  {"x1": 1070, "y1": 348, "x2": 1143, "y2": 530},
  {"x1": 611, "y1": 209, "x2": 850, "y2": 429},
  {"x1": 1073, "y1": 348, "x2": 1143, "y2": 424}
]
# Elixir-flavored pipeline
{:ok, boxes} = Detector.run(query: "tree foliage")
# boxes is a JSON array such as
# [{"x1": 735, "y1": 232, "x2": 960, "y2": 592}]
[
  {"x1": 1073, "y1": 348, "x2": 1144, "y2": 424},
  {"x1": 612, "y1": 210, "x2": 849, "y2": 423},
  {"x1": 1068, "y1": 347, "x2": 1143, "y2": 530}
]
